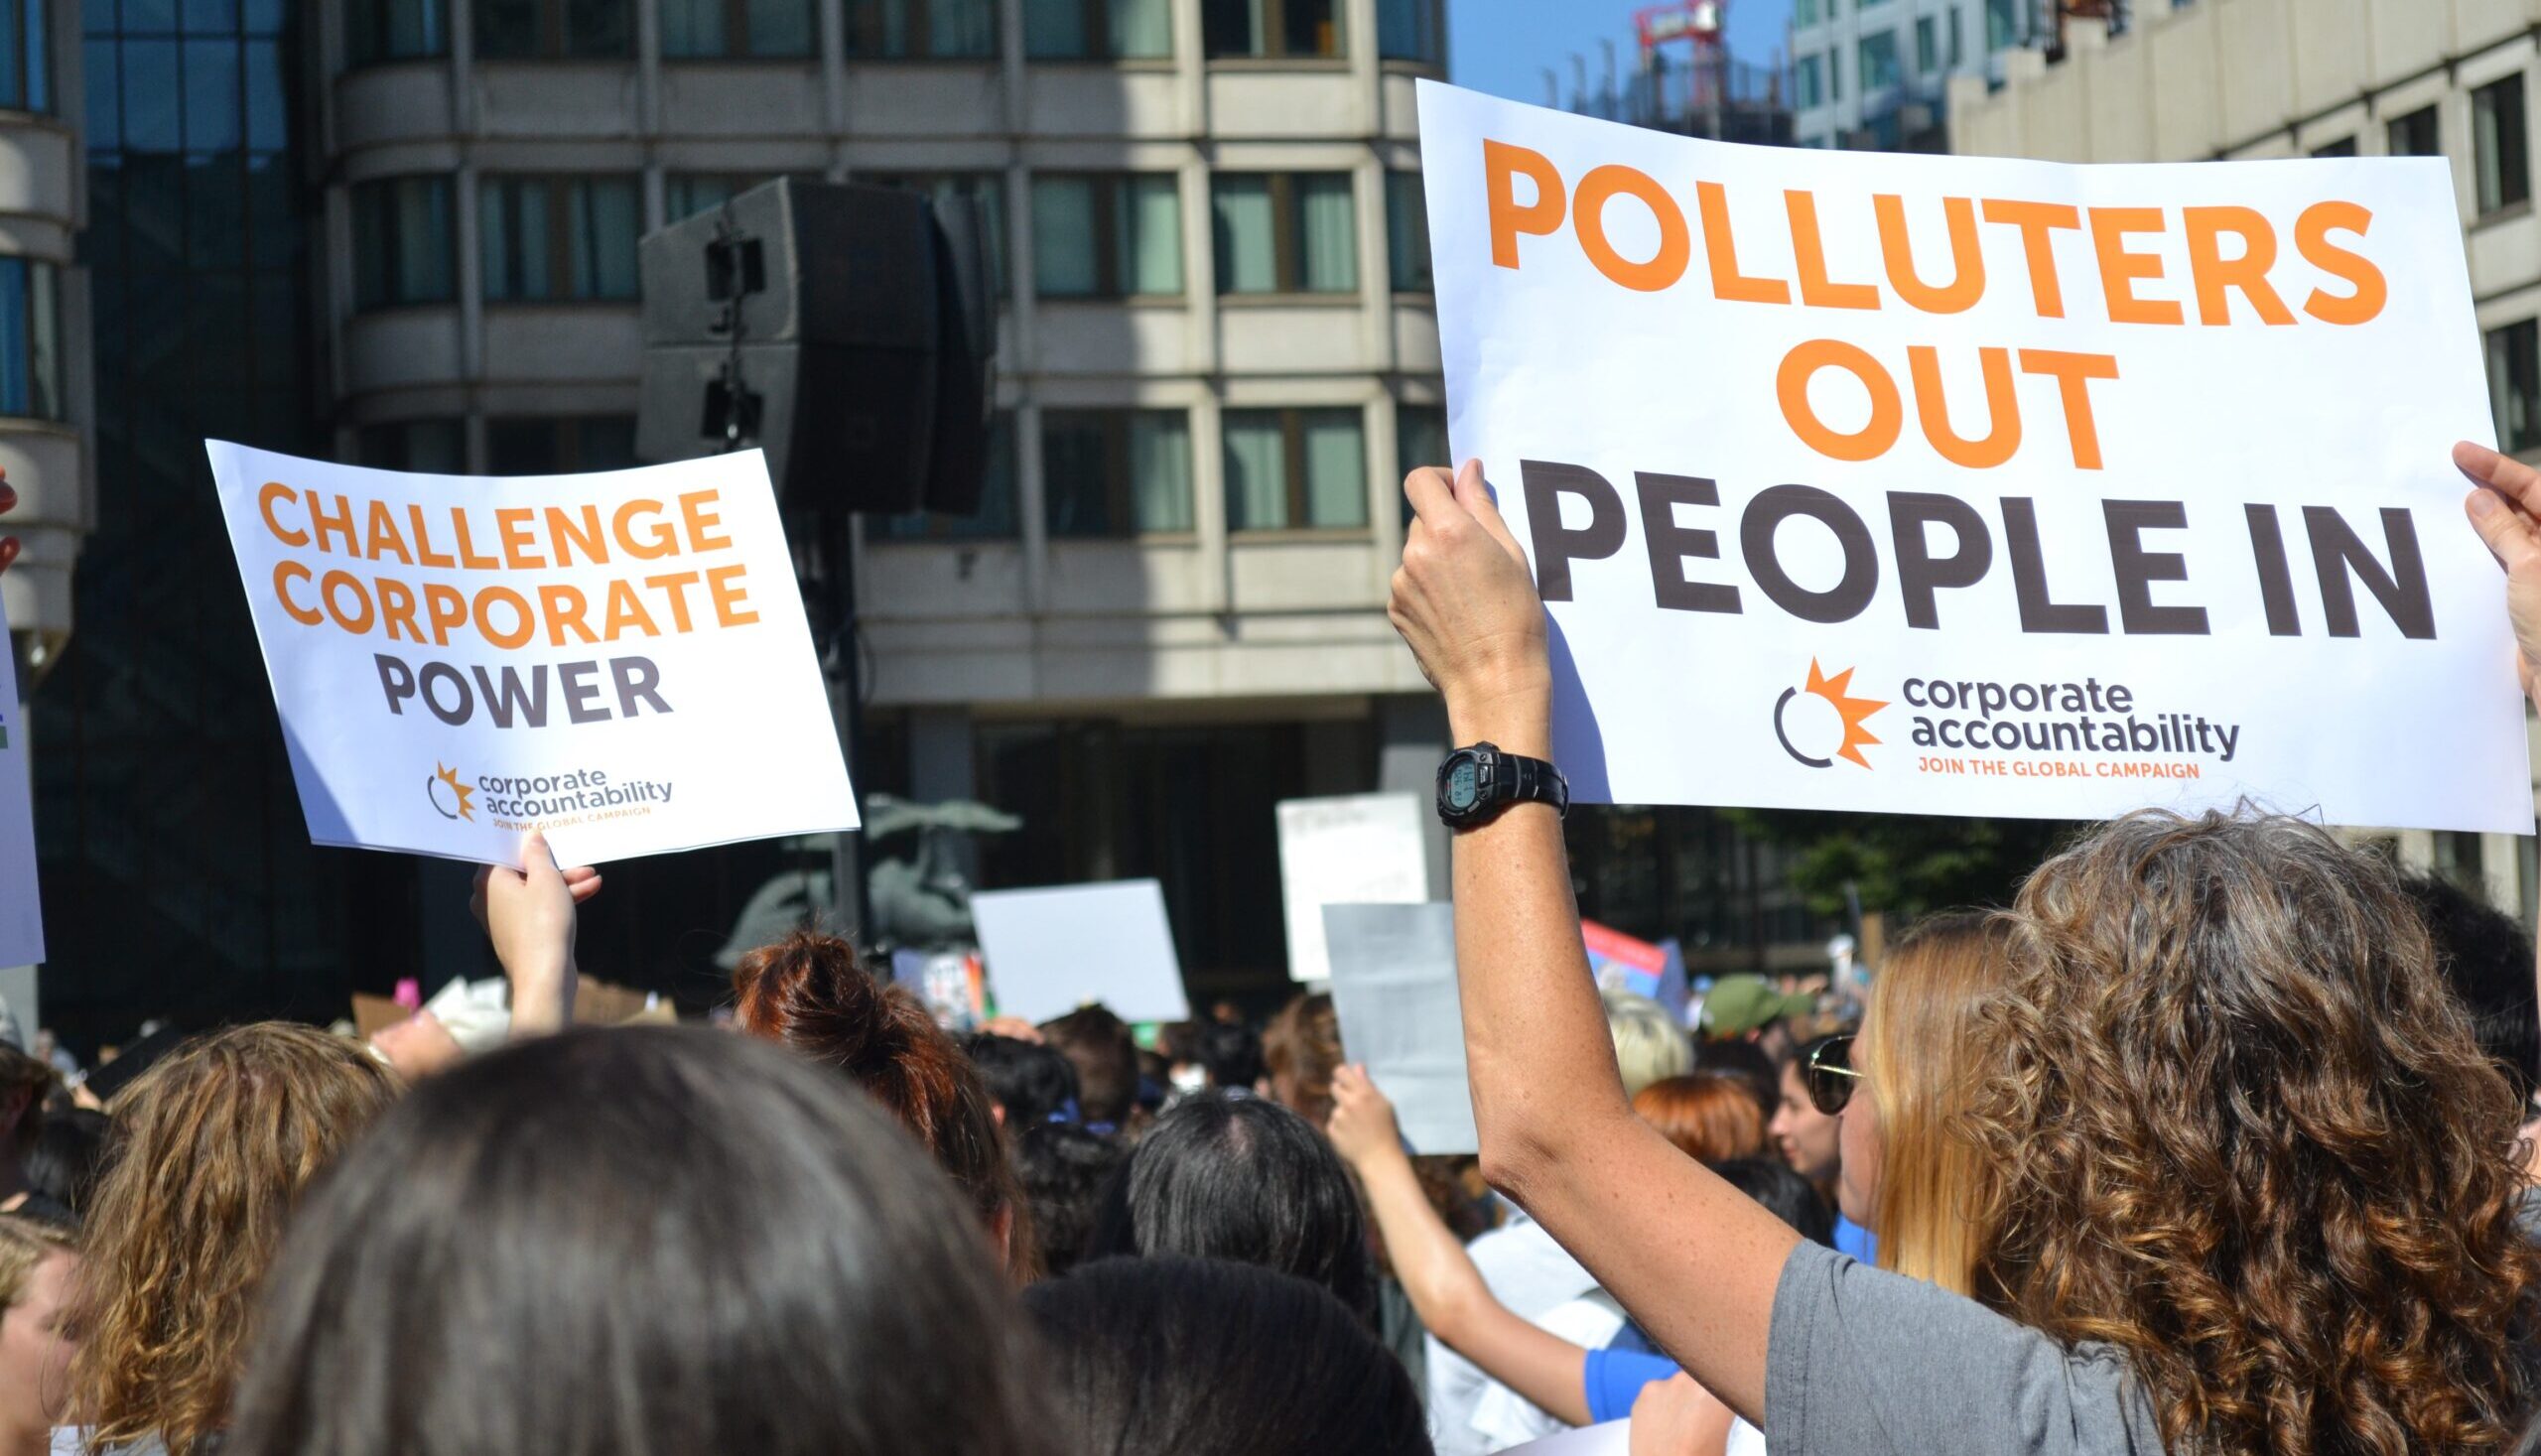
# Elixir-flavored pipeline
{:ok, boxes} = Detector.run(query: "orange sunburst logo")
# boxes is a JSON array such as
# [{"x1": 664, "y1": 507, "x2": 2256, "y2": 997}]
[
  {"x1": 428, "y1": 763, "x2": 476, "y2": 822},
  {"x1": 1774, "y1": 660, "x2": 1889, "y2": 770}
]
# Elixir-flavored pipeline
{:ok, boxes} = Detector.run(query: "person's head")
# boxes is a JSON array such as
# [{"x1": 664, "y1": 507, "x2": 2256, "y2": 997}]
[
  {"x1": 964, "y1": 1033, "x2": 1082, "y2": 1128},
  {"x1": 2402, "y1": 869, "x2": 2540, "y2": 1112},
  {"x1": 1706, "y1": 1156, "x2": 1834, "y2": 1247},
  {"x1": 21, "y1": 1107, "x2": 107, "y2": 1223},
  {"x1": 0, "y1": 1217, "x2": 74, "y2": 1437},
  {"x1": 1023, "y1": 1257, "x2": 1429, "y2": 1456},
  {"x1": 1599, "y1": 990, "x2": 1692, "y2": 1097},
  {"x1": 1086, "y1": 1094, "x2": 1375, "y2": 1322},
  {"x1": 226, "y1": 1026, "x2": 1058, "y2": 1456},
  {"x1": 74, "y1": 1022, "x2": 397, "y2": 1455},
  {"x1": 1842, "y1": 911, "x2": 2010, "y2": 1295},
  {"x1": 1014, "y1": 1123, "x2": 1127, "y2": 1278},
  {"x1": 1261, "y1": 993, "x2": 1342, "y2": 1125},
  {"x1": 1687, "y1": 1035, "x2": 1779, "y2": 1123},
  {"x1": 1969, "y1": 811, "x2": 2541, "y2": 1453},
  {"x1": 1631, "y1": 1073, "x2": 1767, "y2": 1163},
  {"x1": 1038, "y1": 1005, "x2": 1139, "y2": 1131},
  {"x1": 1699, "y1": 974, "x2": 1814, "y2": 1062},
  {"x1": 1196, "y1": 1019, "x2": 1264, "y2": 1092},
  {"x1": 733, "y1": 931, "x2": 1023, "y2": 1266},
  {"x1": 1769, "y1": 1037, "x2": 1844, "y2": 1187},
  {"x1": 0, "y1": 1047, "x2": 51, "y2": 1168}
]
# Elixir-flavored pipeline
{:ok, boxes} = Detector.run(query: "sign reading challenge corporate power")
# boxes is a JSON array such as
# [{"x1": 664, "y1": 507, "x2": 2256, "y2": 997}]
[
  {"x1": 1419, "y1": 81, "x2": 2529, "y2": 833},
  {"x1": 206, "y1": 444, "x2": 858, "y2": 864}
]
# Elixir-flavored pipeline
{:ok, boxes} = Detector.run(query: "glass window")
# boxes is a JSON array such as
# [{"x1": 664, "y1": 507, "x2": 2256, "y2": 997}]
[
  {"x1": 1856, "y1": 31, "x2": 1900, "y2": 94},
  {"x1": 350, "y1": 175, "x2": 455, "y2": 310},
  {"x1": 473, "y1": 0, "x2": 631, "y2": 59},
  {"x1": 1025, "y1": 0, "x2": 1171, "y2": 59},
  {"x1": 1032, "y1": 173, "x2": 1182, "y2": 300},
  {"x1": 1985, "y1": 0, "x2": 2014, "y2": 50},
  {"x1": 1202, "y1": 0, "x2": 1339, "y2": 60},
  {"x1": 347, "y1": 0, "x2": 448, "y2": 64},
  {"x1": 356, "y1": 418, "x2": 467, "y2": 472},
  {"x1": 1043, "y1": 409, "x2": 1193, "y2": 537},
  {"x1": 660, "y1": 0, "x2": 817, "y2": 57},
  {"x1": 2475, "y1": 75, "x2": 2529, "y2": 216},
  {"x1": 1395, "y1": 401, "x2": 1444, "y2": 525},
  {"x1": 1377, "y1": 0, "x2": 1442, "y2": 63},
  {"x1": 0, "y1": 259, "x2": 61, "y2": 420},
  {"x1": 665, "y1": 172, "x2": 767, "y2": 221},
  {"x1": 844, "y1": 0, "x2": 996, "y2": 58},
  {"x1": 875, "y1": 412, "x2": 1020, "y2": 540},
  {"x1": 2309, "y1": 136, "x2": 2356, "y2": 159},
  {"x1": 1213, "y1": 172, "x2": 1356, "y2": 295},
  {"x1": 486, "y1": 415, "x2": 638, "y2": 473},
  {"x1": 1794, "y1": 0, "x2": 1816, "y2": 26},
  {"x1": 1224, "y1": 407, "x2": 1367, "y2": 531},
  {"x1": 2388, "y1": 104, "x2": 2440, "y2": 159},
  {"x1": 1794, "y1": 54, "x2": 1822, "y2": 109},
  {"x1": 2488, "y1": 319, "x2": 2540, "y2": 455},
  {"x1": 0, "y1": 0, "x2": 48, "y2": 110},
  {"x1": 1914, "y1": 16, "x2": 1936, "y2": 74},
  {"x1": 1385, "y1": 172, "x2": 1429, "y2": 292},
  {"x1": 480, "y1": 175, "x2": 640, "y2": 302},
  {"x1": 871, "y1": 172, "x2": 1009, "y2": 300},
  {"x1": 1947, "y1": 8, "x2": 1962, "y2": 66},
  {"x1": 1827, "y1": 47, "x2": 1840, "y2": 101}
]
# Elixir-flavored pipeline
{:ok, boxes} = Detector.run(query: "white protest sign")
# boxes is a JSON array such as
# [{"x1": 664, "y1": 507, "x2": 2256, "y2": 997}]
[
  {"x1": 0, "y1": 596, "x2": 39, "y2": 968},
  {"x1": 970, "y1": 879, "x2": 1191, "y2": 1025},
  {"x1": 1419, "y1": 81, "x2": 2529, "y2": 833},
  {"x1": 1323, "y1": 902, "x2": 1477, "y2": 1155},
  {"x1": 1276, "y1": 793, "x2": 1433, "y2": 982},
  {"x1": 204, "y1": 443, "x2": 857, "y2": 865},
  {"x1": 1502, "y1": 1422, "x2": 1631, "y2": 1455}
]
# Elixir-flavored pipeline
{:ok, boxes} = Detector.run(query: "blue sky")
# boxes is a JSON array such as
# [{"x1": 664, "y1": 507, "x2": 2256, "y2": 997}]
[{"x1": 1447, "y1": 0, "x2": 1793, "y2": 108}]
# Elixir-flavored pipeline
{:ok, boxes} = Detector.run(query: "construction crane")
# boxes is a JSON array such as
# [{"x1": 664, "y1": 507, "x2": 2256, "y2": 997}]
[{"x1": 1634, "y1": 1, "x2": 1731, "y2": 136}]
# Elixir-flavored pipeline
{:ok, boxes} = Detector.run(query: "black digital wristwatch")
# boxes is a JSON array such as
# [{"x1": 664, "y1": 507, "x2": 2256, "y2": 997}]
[{"x1": 1436, "y1": 742, "x2": 1570, "y2": 830}]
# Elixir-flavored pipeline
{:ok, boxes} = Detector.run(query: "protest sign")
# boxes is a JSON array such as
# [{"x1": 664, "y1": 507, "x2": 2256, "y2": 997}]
[
  {"x1": 1324, "y1": 902, "x2": 1477, "y2": 1155},
  {"x1": 1501, "y1": 1423, "x2": 1631, "y2": 1456},
  {"x1": 203, "y1": 443, "x2": 857, "y2": 865},
  {"x1": 969, "y1": 880, "x2": 1191, "y2": 1026},
  {"x1": 0, "y1": 595, "x2": 39, "y2": 967},
  {"x1": 1418, "y1": 81, "x2": 2529, "y2": 833},
  {"x1": 1276, "y1": 793, "x2": 1433, "y2": 982},
  {"x1": 1581, "y1": 919, "x2": 1688, "y2": 1016}
]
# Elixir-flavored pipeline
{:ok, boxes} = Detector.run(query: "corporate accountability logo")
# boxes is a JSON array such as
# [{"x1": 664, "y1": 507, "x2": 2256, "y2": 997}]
[
  {"x1": 427, "y1": 763, "x2": 476, "y2": 822},
  {"x1": 1774, "y1": 660, "x2": 1888, "y2": 770}
]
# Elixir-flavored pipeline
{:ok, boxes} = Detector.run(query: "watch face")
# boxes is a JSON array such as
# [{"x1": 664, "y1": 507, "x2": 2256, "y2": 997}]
[{"x1": 1446, "y1": 759, "x2": 1481, "y2": 811}]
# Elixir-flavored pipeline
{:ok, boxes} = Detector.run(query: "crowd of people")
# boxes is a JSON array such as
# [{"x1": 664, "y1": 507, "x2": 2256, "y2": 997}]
[{"x1": 1, "y1": 451, "x2": 2540, "y2": 1452}]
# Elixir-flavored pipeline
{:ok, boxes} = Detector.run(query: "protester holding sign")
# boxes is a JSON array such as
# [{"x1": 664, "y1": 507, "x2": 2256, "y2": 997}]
[{"x1": 1389, "y1": 450, "x2": 2539, "y2": 1452}]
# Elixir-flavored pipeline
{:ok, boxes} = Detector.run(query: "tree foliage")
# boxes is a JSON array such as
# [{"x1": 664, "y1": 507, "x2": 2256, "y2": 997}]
[{"x1": 1720, "y1": 809, "x2": 2086, "y2": 922}]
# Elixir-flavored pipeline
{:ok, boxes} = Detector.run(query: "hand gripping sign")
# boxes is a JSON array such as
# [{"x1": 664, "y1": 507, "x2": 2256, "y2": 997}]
[
  {"x1": 1418, "y1": 81, "x2": 2531, "y2": 834},
  {"x1": 206, "y1": 443, "x2": 858, "y2": 865}
]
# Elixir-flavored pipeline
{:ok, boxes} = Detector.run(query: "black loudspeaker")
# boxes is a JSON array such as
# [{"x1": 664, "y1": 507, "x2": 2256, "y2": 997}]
[{"x1": 636, "y1": 180, "x2": 996, "y2": 516}]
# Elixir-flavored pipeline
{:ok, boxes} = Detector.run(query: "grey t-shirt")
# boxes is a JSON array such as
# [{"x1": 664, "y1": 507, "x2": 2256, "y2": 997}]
[{"x1": 1767, "y1": 1240, "x2": 2167, "y2": 1454}]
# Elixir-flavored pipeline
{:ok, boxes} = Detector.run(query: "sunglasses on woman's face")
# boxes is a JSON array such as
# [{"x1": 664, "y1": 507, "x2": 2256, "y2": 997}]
[{"x1": 1805, "y1": 1035, "x2": 1863, "y2": 1117}]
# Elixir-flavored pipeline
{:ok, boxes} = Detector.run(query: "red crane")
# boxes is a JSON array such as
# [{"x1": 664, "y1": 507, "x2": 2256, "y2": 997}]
[{"x1": 1633, "y1": 1, "x2": 1732, "y2": 125}]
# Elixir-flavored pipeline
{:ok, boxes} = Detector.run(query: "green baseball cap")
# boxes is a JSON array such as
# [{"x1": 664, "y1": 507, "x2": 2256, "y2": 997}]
[{"x1": 1701, "y1": 975, "x2": 1816, "y2": 1037}]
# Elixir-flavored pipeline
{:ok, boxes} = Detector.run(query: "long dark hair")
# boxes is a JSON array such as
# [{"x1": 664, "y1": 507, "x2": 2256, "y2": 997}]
[
  {"x1": 1024, "y1": 1257, "x2": 1431, "y2": 1456},
  {"x1": 1085, "y1": 1093, "x2": 1376, "y2": 1322},
  {"x1": 226, "y1": 1026, "x2": 1057, "y2": 1456}
]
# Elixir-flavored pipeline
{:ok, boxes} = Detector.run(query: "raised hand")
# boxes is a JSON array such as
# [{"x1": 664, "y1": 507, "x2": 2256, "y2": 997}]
[
  {"x1": 1390, "y1": 461, "x2": 1551, "y2": 744},
  {"x1": 1327, "y1": 1063, "x2": 1406, "y2": 1169},
  {"x1": 471, "y1": 831, "x2": 599, "y2": 1036},
  {"x1": 1629, "y1": 1373, "x2": 1737, "y2": 1456},
  {"x1": 2459, "y1": 441, "x2": 2541, "y2": 705}
]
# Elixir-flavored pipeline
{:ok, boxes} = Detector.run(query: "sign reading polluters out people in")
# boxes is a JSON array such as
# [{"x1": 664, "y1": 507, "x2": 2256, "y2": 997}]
[
  {"x1": 1419, "y1": 81, "x2": 2529, "y2": 834},
  {"x1": 205, "y1": 443, "x2": 858, "y2": 865}
]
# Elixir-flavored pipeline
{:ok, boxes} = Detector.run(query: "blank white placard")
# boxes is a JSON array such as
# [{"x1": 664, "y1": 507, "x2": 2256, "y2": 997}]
[{"x1": 970, "y1": 879, "x2": 1191, "y2": 1026}]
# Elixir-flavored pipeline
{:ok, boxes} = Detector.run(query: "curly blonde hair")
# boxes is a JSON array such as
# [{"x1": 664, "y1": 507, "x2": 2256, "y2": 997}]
[
  {"x1": 1966, "y1": 811, "x2": 2541, "y2": 1454},
  {"x1": 70, "y1": 1024, "x2": 397, "y2": 1454}
]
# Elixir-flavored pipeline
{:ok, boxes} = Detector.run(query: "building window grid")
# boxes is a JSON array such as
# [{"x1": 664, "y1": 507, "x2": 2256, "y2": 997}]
[
  {"x1": 479, "y1": 174, "x2": 642, "y2": 303},
  {"x1": 1385, "y1": 171, "x2": 1430, "y2": 292},
  {"x1": 351, "y1": 175, "x2": 457, "y2": 310},
  {"x1": 1043, "y1": 408, "x2": 1195, "y2": 538},
  {"x1": 2388, "y1": 104, "x2": 2440, "y2": 159},
  {"x1": 473, "y1": 0, "x2": 633, "y2": 58},
  {"x1": 2489, "y1": 319, "x2": 2541, "y2": 456},
  {"x1": 0, "y1": 258, "x2": 62, "y2": 421},
  {"x1": 1202, "y1": 0, "x2": 1341, "y2": 61},
  {"x1": 1032, "y1": 173, "x2": 1182, "y2": 301},
  {"x1": 1214, "y1": 172, "x2": 1358, "y2": 296},
  {"x1": 1224, "y1": 405, "x2": 1368, "y2": 532},
  {"x1": 0, "y1": 0, "x2": 49, "y2": 110},
  {"x1": 486, "y1": 415, "x2": 639, "y2": 474},
  {"x1": 2474, "y1": 74, "x2": 2530, "y2": 217},
  {"x1": 660, "y1": 0, "x2": 819, "y2": 58},
  {"x1": 348, "y1": 0, "x2": 448, "y2": 64},
  {"x1": 1024, "y1": 0, "x2": 1171, "y2": 59},
  {"x1": 1914, "y1": 16, "x2": 1936, "y2": 76},
  {"x1": 844, "y1": 0, "x2": 997, "y2": 59},
  {"x1": 1375, "y1": 0, "x2": 1443, "y2": 64}
]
